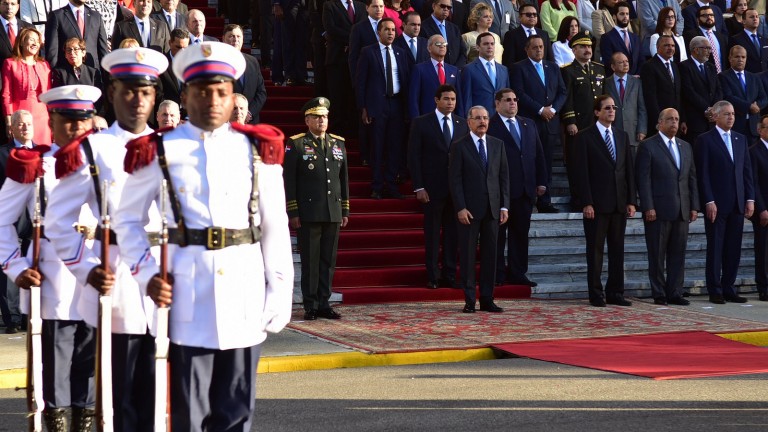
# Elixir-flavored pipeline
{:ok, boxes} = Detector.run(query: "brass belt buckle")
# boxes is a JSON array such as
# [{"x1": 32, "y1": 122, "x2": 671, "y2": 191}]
[{"x1": 207, "y1": 227, "x2": 226, "y2": 250}]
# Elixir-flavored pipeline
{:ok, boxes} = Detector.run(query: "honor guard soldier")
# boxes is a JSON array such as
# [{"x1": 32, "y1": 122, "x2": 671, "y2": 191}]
[
  {"x1": 1, "y1": 85, "x2": 103, "y2": 431},
  {"x1": 284, "y1": 97, "x2": 350, "y2": 321},
  {"x1": 114, "y1": 41, "x2": 294, "y2": 431},
  {"x1": 561, "y1": 31, "x2": 605, "y2": 209},
  {"x1": 46, "y1": 48, "x2": 169, "y2": 432}
]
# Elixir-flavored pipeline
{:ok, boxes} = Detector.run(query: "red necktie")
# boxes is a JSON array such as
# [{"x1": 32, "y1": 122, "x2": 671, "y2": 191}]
[
  {"x1": 437, "y1": 62, "x2": 445, "y2": 85},
  {"x1": 7, "y1": 23, "x2": 14, "y2": 47},
  {"x1": 619, "y1": 77, "x2": 625, "y2": 102},
  {"x1": 346, "y1": 0, "x2": 355, "y2": 22},
  {"x1": 77, "y1": 9, "x2": 85, "y2": 38}
]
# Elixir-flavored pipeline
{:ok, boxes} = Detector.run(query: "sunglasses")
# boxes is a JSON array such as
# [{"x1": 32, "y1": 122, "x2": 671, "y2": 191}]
[
  {"x1": 521, "y1": 12, "x2": 538, "y2": 17},
  {"x1": 500, "y1": 97, "x2": 518, "y2": 102},
  {"x1": 438, "y1": 4, "x2": 452, "y2": 9}
]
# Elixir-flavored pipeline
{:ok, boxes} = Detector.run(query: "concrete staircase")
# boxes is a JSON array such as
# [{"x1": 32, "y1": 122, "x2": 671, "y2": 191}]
[{"x1": 524, "y1": 213, "x2": 758, "y2": 299}]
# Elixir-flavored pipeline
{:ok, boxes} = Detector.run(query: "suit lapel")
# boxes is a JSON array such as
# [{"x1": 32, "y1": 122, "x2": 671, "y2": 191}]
[
  {"x1": 525, "y1": 61, "x2": 545, "y2": 90},
  {"x1": 64, "y1": 7, "x2": 80, "y2": 37},
  {"x1": 0, "y1": 26, "x2": 10, "y2": 52},
  {"x1": 654, "y1": 135, "x2": 678, "y2": 171},
  {"x1": 468, "y1": 137, "x2": 485, "y2": 171},
  {"x1": 593, "y1": 126, "x2": 614, "y2": 163}
]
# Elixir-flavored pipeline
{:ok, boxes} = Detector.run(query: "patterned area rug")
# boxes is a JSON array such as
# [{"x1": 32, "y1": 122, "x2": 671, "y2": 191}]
[{"x1": 287, "y1": 299, "x2": 768, "y2": 354}]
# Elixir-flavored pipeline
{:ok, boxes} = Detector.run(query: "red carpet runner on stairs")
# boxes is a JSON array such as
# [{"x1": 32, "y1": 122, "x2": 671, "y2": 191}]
[{"x1": 261, "y1": 71, "x2": 531, "y2": 304}]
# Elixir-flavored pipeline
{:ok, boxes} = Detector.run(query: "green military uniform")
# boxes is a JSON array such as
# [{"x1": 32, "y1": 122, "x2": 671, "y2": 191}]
[{"x1": 283, "y1": 97, "x2": 349, "y2": 318}]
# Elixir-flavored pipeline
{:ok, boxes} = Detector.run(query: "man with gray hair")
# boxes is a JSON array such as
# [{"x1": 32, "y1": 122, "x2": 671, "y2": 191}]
[
  {"x1": 156, "y1": 99, "x2": 180, "y2": 128},
  {"x1": 230, "y1": 93, "x2": 249, "y2": 125},
  {"x1": 679, "y1": 35, "x2": 722, "y2": 143}
]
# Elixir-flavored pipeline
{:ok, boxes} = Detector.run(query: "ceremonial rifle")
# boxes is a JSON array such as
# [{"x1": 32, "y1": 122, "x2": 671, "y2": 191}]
[
  {"x1": 95, "y1": 180, "x2": 114, "y2": 432},
  {"x1": 155, "y1": 179, "x2": 171, "y2": 432},
  {"x1": 23, "y1": 177, "x2": 44, "y2": 432}
]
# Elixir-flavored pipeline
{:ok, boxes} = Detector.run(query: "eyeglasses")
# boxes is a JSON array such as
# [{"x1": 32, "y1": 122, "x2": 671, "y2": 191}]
[
  {"x1": 602, "y1": 105, "x2": 619, "y2": 111},
  {"x1": 700, "y1": 13, "x2": 715, "y2": 17},
  {"x1": 521, "y1": 12, "x2": 538, "y2": 17},
  {"x1": 696, "y1": 46, "x2": 712, "y2": 51},
  {"x1": 438, "y1": 4, "x2": 452, "y2": 10},
  {"x1": 432, "y1": 42, "x2": 448, "y2": 47},
  {"x1": 65, "y1": 48, "x2": 82, "y2": 53},
  {"x1": 500, "y1": 97, "x2": 518, "y2": 102},
  {"x1": 470, "y1": 116, "x2": 490, "y2": 121}
]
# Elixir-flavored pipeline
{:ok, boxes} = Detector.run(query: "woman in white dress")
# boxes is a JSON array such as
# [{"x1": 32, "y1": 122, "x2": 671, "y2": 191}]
[{"x1": 553, "y1": 16, "x2": 581, "y2": 66}]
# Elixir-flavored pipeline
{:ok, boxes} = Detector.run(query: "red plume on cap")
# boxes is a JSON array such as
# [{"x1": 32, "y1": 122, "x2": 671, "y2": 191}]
[
  {"x1": 123, "y1": 126, "x2": 174, "y2": 174},
  {"x1": 5, "y1": 145, "x2": 51, "y2": 184},
  {"x1": 230, "y1": 123, "x2": 286, "y2": 165},
  {"x1": 54, "y1": 129, "x2": 95, "y2": 179}
]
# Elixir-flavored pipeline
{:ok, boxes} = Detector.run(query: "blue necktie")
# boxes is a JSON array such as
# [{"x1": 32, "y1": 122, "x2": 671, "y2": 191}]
[
  {"x1": 605, "y1": 128, "x2": 616, "y2": 161},
  {"x1": 486, "y1": 61, "x2": 496, "y2": 85},
  {"x1": 442, "y1": 116, "x2": 452, "y2": 145},
  {"x1": 752, "y1": 34, "x2": 760, "y2": 52},
  {"x1": 535, "y1": 62, "x2": 545, "y2": 85},
  {"x1": 409, "y1": 38, "x2": 417, "y2": 60},
  {"x1": 508, "y1": 118, "x2": 521, "y2": 149},
  {"x1": 668, "y1": 139, "x2": 679, "y2": 169},
  {"x1": 724, "y1": 132, "x2": 734, "y2": 160},
  {"x1": 478, "y1": 138, "x2": 488, "y2": 169},
  {"x1": 738, "y1": 71, "x2": 747, "y2": 94},
  {"x1": 439, "y1": 22, "x2": 447, "y2": 40}
]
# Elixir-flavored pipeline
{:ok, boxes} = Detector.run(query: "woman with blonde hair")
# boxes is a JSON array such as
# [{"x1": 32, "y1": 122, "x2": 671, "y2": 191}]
[{"x1": 462, "y1": 2, "x2": 503, "y2": 63}]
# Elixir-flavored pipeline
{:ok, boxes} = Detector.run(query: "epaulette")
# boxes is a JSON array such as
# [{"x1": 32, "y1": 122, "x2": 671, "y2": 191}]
[
  {"x1": 124, "y1": 126, "x2": 175, "y2": 174},
  {"x1": 561, "y1": 62, "x2": 572, "y2": 68},
  {"x1": 54, "y1": 129, "x2": 94, "y2": 179},
  {"x1": 5, "y1": 145, "x2": 50, "y2": 184},
  {"x1": 230, "y1": 123, "x2": 286, "y2": 164},
  {"x1": 590, "y1": 61, "x2": 604, "y2": 67},
  {"x1": 328, "y1": 133, "x2": 345, "y2": 141},
  {"x1": 290, "y1": 132, "x2": 306, "y2": 140}
]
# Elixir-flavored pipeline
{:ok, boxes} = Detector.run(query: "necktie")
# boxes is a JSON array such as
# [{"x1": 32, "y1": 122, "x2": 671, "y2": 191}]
[
  {"x1": 439, "y1": 22, "x2": 446, "y2": 40},
  {"x1": 409, "y1": 38, "x2": 416, "y2": 60},
  {"x1": 193, "y1": 37, "x2": 200, "y2": 44},
  {"x1": 385, "y1": 46, "x2": 394, "y2": 97},
  {"x1": 699, "y1": 63, "x2": 705, "y2": 77},
  {"x1": 442, "y1": 116, "x2": 452, "y2": 145},
  {"x1": 724, "y1": 132, "x2": 733, "y2": 160},
  {"x1": 478, "y1": 138, "x2": 488, "y2": 169},
  {"x1": 507, "y1": 118, "x2": 521, "y2": 148},
  {"x1": 604, "y1": 128, "x2": 616, "y2": 161},
  {"x1": 618, "y1": 77, "x2": 625, "y2": 102},
  {"x1": 493, "y1": 0, "x2": 502, "y2": 26},
  {"x1": 74, "y1": 66, "x2": 81, "y2": 80},
  {"x1": 623, "y1": 29, "x2": 630, "y2": 52},
  {"x1": 738, "y1": 71, "x2": 746, "y2": 93},
  {"x1": 347, "y1": 0, "x2": 355, "y2": 22},
  {"x1": 76, "y1": 9, "x2": 84, "y2": 38},
  {"x1": 668, "y1": 139, "x2": 679, "y2": 169},
  {"x1": 486, "y1": 60, "x2": 496, "y2": 85},
  {"x1": 752, "y1": 33, "x2": 760, "y2": 52},
  {"x1": 437, "y1": 61, "x2": 445, "y2": 84},
  {"x1": 6, "y1": 23, "x2": 14, "y2": 47},
  {"x1": 665, "y1": 61, "x2": 673, "y2": 82},
  {"x1": 167, "y1": 13, "x2": 175, "y2": 30},
  {"x1": 527, "y1": 28, "x2": 533, "y2": 37},
  {"x1": 535, "y1": 62, "x2": 545, "y2": 85},
  {"x1": 706, "y1": 30, "x2": 721, "y2": 73},
  {"x1": 140, "y1": 20, "x2": 149, "y2": 46}
]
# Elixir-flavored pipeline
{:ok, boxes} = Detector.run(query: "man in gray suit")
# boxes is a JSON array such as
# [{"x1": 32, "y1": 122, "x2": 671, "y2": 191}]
[
  {"x1": 636, "y1": 108, "x2": 700, "y2": 306},
  {"x1": 604, "y1": 52, "x2": 647, "y2": 157},
  {"x1": 469, "y1": 0, "x2": 515, "y2": 39}
]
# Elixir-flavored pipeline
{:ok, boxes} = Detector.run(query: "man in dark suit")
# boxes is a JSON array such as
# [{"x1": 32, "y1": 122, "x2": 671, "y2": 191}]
[
  {"x1": 449, "y1": 105, "x2": 509, "y2": 313},
  {"x1": 682, "y1": 6, "x2": 727, "y2": 74},
  {"x1": 420, "y1": 0, "x2": 466, "y2": 68},
  {"x1": 185, "y1": 8, "x2": 218, "y2": 43},
  {"x1": 719, "y1": 45, "x2": 768, "y2": 139},
  {"x1": 150, "y1": 0, "x2": 187, "y2": 32},
  {"x1": 640, "y1": 35, "x2": 684, "y2": 136},
  {"x1": 682, "y1": 0, "x2": 725, "y2": 36},
  {"x1": 490, "y1": 88, "x2": 546, "y2": 287},
  {"x1": 636, "y1": 108, "x2": 699, "y2": 306},
  {"x1": 322, "y1": 0, "x2": 366, "y2": 135},
  {"x1": 599, "y1": 2, "x2": 641, "y2": 76},
  {"x1": 409, "y1": 34, "x2": 459, "y2": 118},
  {"x1": 356, "y1": 18, "x2": 410, "y2": 199},
  {"x1": 679, "y1": 35, "x2": 722, "y2": 144},
  {"x1": 449, "y1": 0, "x2": 468, "y2": 33},
  {"x1": 510, "y1": 35, "x2": 566, "y2": 213},
  {"x1": 750, "y1": 115, "x2": 768, "y2": 302},
  {"x1": 158, "y1": 28, "x2": 188, "y2": 117},
  {"x1": 408, "y1": 85, "x2": 467, "y2": 288},
  {"x1": 695, "y1": 100, "x2": 754, "y2": 304},
  {"x1": 728, "y1": 9, "x2": 766, "y2": 74},
  {"x1": 111, "y1": 0, "x2": 170, "y2": 53},
  {"x1": 273, "y1": 0, "x2": 309, "y2": 85},
  {"x1": 571, "y1": 95, "x2": 637, "y2": 307},
  {"x1": 221, "y1": 24, "x2": 267, "y2": 124},
  {"x1": 153, "y1": 0, "x2": 188, "y2": 15},
  {"x1": 44, "y1": 0, "x2": 109, "y2": 69},
  {"x1": 348, "y1": 0, "x2": 385, "y2": 82},
  {"x1": 460, "y1": 32, "x2": 509, "y2": 116},
  {"x1": 604, "y1": 52, "x2": 647, "y2": 155},
  {"x1": 501, "y1": 3, "x2": 552, "y2": 68},
  {"x1": 393, "y1": 11, "x2": 429, "y2": 66}
]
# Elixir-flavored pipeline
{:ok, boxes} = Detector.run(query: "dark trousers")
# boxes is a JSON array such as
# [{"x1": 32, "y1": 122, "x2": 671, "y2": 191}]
[
  {"x1": 583, "y1": 212, "x2": 627, "y2": 302},
  {"x1": 422, "y1": 195, "x2": 458, "y2": 283},
  {"x1": 497, "y1": 196, "x2": 533, "y2": 282},
  {"x1": 271, "y1": 20, "x2": 284, "y2": 82},
  {"x1": 280, "y1": 4, "x2": 308, "y2": 81},
  {"x1": 0, "y1": 271, "x2": 21, "y2": 327},
  {"x1": 170, "y1": 343, "x2": 261, "y2": 432},
  {"x1": 258, "y1": 0, "x2": 274, "y2": 66},
  {"x1": 537, "y1": 127, "x2": 557, "y2": 206},
  {"x1": 112, "y1": 332, "x2": 155, "y2": 432},
  {"x1": 644, "y1": 218, "x2": 689, "y2": 301},
  {"x1": 753, "y1": 218, "x2": 768, "y2": 294},
  {"x1": 457, "y1": 204, "x2": 499, "y2": 303},
  {"x1": 704, "y1": 207, "x2": 744, "y2": 296},
  {"x1": 41, "y1": 319, "x2": 95, "y2": 409},
  {"x1": 298, "y1": 221, "x2": 340, "y2": 311},
  {"x1": 312, "y1": 36, "x2": 326, "y2": 96},
  {"x1": 370, "y1": 97, "x2": 405, "y2": 194},
  {"x1": 326, "y1": 62, "x2": 355, "y2": 136}
]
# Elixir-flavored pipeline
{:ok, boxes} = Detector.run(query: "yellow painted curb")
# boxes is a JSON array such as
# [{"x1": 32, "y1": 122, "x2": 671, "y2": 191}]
[
  {"x1": 257, "y1": 348, "x2": 497, "y2": 373},
  {"x1": 716, "y1": 331, "x2": 768, "y2": 347},
  {"x1": 0, "y1": 368, "x2": 25, "y2": 391}
]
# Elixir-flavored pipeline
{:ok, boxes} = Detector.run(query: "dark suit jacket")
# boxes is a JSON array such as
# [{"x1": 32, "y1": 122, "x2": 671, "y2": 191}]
[
  {"x1": 150, "y1": 10, "x2": 188, "y2": 32},
  {"x1": 408, "y1": 111, "x2": 468, "y2": 200},
  {"x1": 750, "y1": 140, "x2": 768, "y2": 214},
  {"x1": 111, "y1": 17, "x2": 170, "y2": 53},
  {"x1": 487, "y1": 113, "x2": 546, "y2": 202},
  {"x1": 501, "y1": 26, "x2": 552, "y2": 68},
  {"x1": 571, "y1": 123, "x2": 637, "y2": 213},
  {"x1": 51, "y1": 63, "x2": 104, "y2": 112},
  {"x1": 158, "y1": 51, "x2": 182, "y2": 109},
  {"x1": 640, "y1": 55, "x2": 683, "y2": 132},
  {"x1": 510, "y1": 58, "x2": 567, "y2": 134},
  {"x1": 153, "y1": 0, "x2": 188, "y2": 15},
  {"x1": 44, "y1": 5, "x2": 109, "y2": 69},
  {"x1": 0, "y1": 19, "x2": 33, "y2": 61},
  {"x1": 679, "y1": 59, "x2": 722, "y2": 135},
  {"x1": 719, "y1": 68, "x2": 768, "y2": 138},
  {"x1": 683, "y1": 28, "x2": 728, "y2": 69},
  {"x1": 236, "y1": 53, "x2": 267, "y2": 124},
  {"x1": 728, "y1": 31, "x2": 767, "y2": 74},
  {"x1": 449, "y1": 133, "x2": 510, "y2": 219},
  {"x1": 460, "y1": 59, "x2": 509, "y2": 116},
  {"x1": 355, "y1": 43, "x2": 410, "y2": 117},
  {"x1": 681, "y1": 3, "x2": 726, "y2": 37},
  {"x1": 348, "y1": 18, "x2": 379, "y2": 79},
  {"x1": 322, "y1": 0, "x2": 367, "y2": 65},
  {"x1": 450, "y1": 0, "x2": 468, "y2": 33},
  {"x1": 600, "y1": 28, "x2": 641, "y2": 76},
  {"x1": 420, "y1": 15, "x2": 466, "y2": 68},
  {"x1": 694, "y1": 126, "x2": 754, "y2": 213},
  {"x1": 408, "y1": 59, "x2": 460, "y2": 118},
  {"x1": 635, "y1": 134, "x2": 699, "y2": 219},
  {"x1": 393, "y1": 35, "x2": 429, "y2": 66}
]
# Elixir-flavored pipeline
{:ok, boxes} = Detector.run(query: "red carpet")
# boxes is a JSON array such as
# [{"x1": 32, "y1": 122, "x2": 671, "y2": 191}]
[
  {"x1": 494, "y1": 331, "x2": 768, "y2": 380},
  {"x1": 336, "y1": 285, "x2": 531, "y2": 304}
]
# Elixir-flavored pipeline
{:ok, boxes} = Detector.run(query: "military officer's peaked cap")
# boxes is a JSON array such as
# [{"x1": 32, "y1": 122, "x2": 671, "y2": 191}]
[
  {"x1": 302, "y1": 97, "x2": 330, "y2": 116},
  {"x1": 172, "y1": 41, "x2": 246, "y2": 84},
  {"x1": 570, "y1": 31, "x2": 593, "y2": 47},
  {"x1": 101, "y1": 47, "x2": 169, "y2": 85},
  {"x1": 39, "y1": 85, "x2": 102, "y2": 119}
]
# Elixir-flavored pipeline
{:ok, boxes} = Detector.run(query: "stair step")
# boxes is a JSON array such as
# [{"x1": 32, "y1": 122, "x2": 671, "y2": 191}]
[
  {"x1": 346, "y1": 213, "x2": 424, "y2": 231},
  {"x1": 337, "y1": 247, "x2": 425, "y2": 267},
  {"x1": 339, "y1": 229, "x2": 424, "y2": 249},
  {"x1": 350, "y1": 198, "x2": 421, "y2": 214},
  {"x1": 333, "y1": 266, "x2": 425, "y2": 287}
]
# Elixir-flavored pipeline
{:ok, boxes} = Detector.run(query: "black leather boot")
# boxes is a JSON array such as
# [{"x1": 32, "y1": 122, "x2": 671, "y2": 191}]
[
  {"x1": 43, "y1": 408, "x2": 68, "y2": 432},
  {"x1": 70, "y1": 407, "x2": 95, "y2": 432}
]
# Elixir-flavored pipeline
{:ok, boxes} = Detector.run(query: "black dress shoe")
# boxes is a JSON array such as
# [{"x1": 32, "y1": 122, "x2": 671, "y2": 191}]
[
  {"x1": 724, "y1": 294, "x2": 748, "y2": 303},
  {"x1": 668, "y1": 297, "x2": 690, "y2": 306},
  {"x1": 709, "y1": 295, "x2": 725, "y2": 304},
  {"x1": 462, "y1": 302, "x2": 476, "y2": 313},
  {"x1": 426, "y1": 281, "x2": 439, "y2": 289},
  {"x1": 510, "y1": 278, "x2": 538, "y2": 287},
  {"x1": 387, "y1": 191, "x2": 405, "y2": 199},
  {"x1": 682, "y1": 291, "x2": 690, "y2": 297},
  {"x1": 438, "y1": 278, "x2": 455, "y2": 288},
  {"x1": 589, "y1": 299, "x2": 607, "y2": 307},
  {"x1": 479, "y1": 301, "x2": 504, "y2": 313},
  {"x1": 303, "y1": 309, "x2": 318, "y2": 320},
  {"x1": 653, "y1": 298, "x2": 668, "y2": 305},
  {"x1": 5, "y1": 326, "x2": 18, "y2": 334},
  {"x1": 537, "y1": 203, "x2": 560, "y2": 213},
  {"x1": 606, "y1": 296, "x2": 632, "y2": 306},
  {"x1": 370, "y1": 191, "x2": 382, "y2": 200},
  {"x1": 759, "y1": 292, "x2": 768, "y2": 301},
  {"x1": 317, "y1": 308, "x2": 342, "y2": 319}
]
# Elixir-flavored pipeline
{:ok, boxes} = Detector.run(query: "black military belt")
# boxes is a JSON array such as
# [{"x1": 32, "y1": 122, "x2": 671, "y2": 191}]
[
  {"x1": 94, "y1": 228, "x2": 118, "y2": 246},
  {"x1": 167, "y1": 227, "x2": 256, "y2": 250}
]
